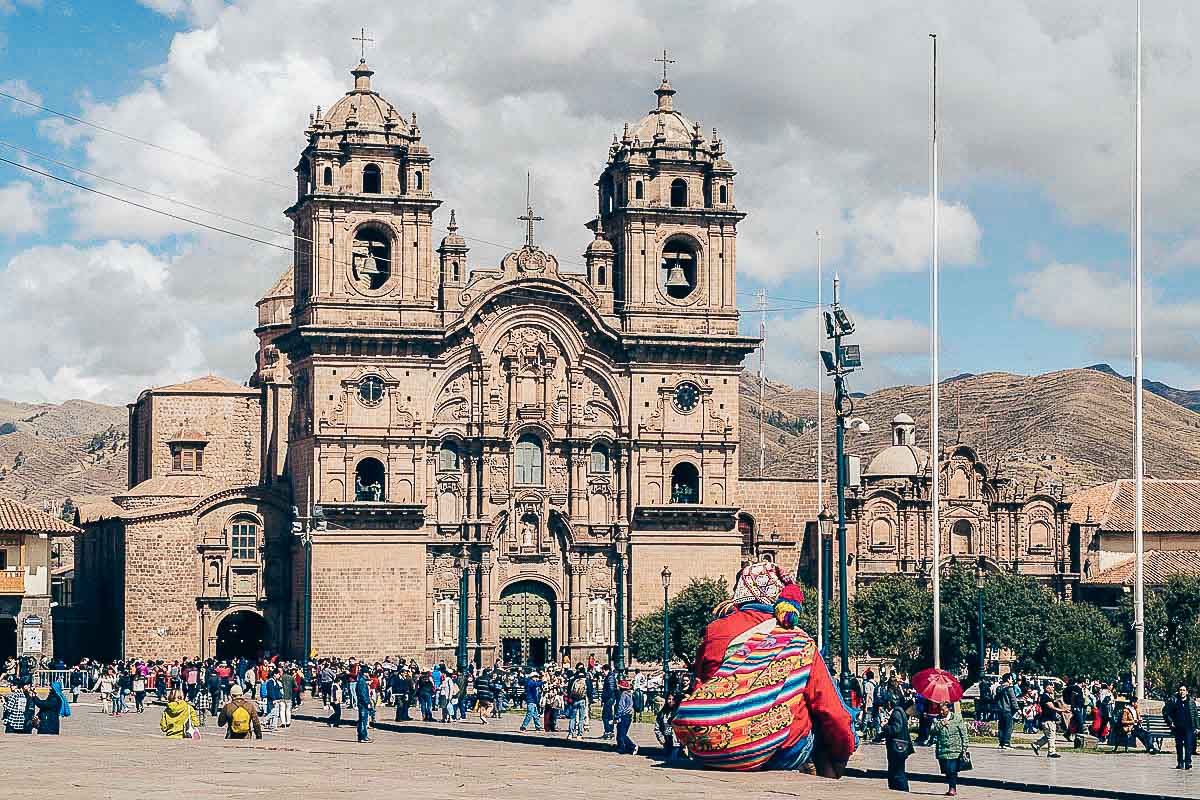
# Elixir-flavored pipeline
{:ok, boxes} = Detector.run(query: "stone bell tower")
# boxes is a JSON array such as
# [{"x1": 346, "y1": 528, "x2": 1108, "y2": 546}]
[
  {"x1": 286, "y1": 58, "x2": 442, "y2": 330},
  {"x1": 591, "y1": 61, "x2": 744, "y2": 336}
]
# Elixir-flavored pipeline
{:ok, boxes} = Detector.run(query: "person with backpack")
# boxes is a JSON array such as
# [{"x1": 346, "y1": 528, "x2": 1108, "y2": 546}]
[
  {"x1": 567, "y1": 667, "x2": 589, "y2": 740},
  {"x1": 994, "y1": 673, "x2": 1019, "y2": 749},
  {"x1": 217, "y1": 684, "x2": 262, "y2": 740},
  {"x1": 159, "y1": 688, "x2": 199, "y2": 739}
]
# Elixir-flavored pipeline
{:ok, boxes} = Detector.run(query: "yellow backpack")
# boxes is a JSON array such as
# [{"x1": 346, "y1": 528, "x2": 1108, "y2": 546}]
[{"x1": 230, "y1": 703, "x2": 252, "y2": 735}]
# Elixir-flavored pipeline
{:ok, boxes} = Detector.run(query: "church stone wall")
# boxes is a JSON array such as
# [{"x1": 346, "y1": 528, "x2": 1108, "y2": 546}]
[
  {"x1": 122, "y1": 515, "x2": 199, "y2": 660},
  {"x1": 140, "y1": 391, "x2": 264, "y2": 487},
  {"x1": 308, "y1": 540, "x2": 427, "y2": 662}
]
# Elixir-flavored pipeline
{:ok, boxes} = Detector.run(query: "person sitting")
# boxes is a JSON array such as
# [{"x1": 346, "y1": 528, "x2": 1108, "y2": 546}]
[
  {"x1": 1114, "y1": 697, "x2": 1160, "y2": 754},
  {"x1": 672, "y1": 559, "x2": 856, "y2": 776}
]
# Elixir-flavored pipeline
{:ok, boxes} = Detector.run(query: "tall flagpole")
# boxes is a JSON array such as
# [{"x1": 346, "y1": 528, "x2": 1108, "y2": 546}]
[
  {"x1": 929, "y1": 32, "x2": 942, "y2": 671},
  {"x1": 816, "y1": 230, "x2": 824, "y2": 654},
  {"x1": 1133, "y1": 0, "x2": 1146, "y2": 703},
  {"x1": 759, "y1": 290, "x2": 767, "y2": 477}
]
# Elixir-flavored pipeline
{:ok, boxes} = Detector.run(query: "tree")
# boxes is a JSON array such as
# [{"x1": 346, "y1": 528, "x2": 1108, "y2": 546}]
[
  {"x1": 630, "y1": 577, "x2": 730, "y2": 668},
  {"x1": 1033, "y1": 602, "x2": 1123, "y2": 679},
  {"x1": 853, "y1": 574, "x2": 930, "y2": 674},
  {"x1": 1117, "y1": 574, "x2": 1200, "y2": 690}
]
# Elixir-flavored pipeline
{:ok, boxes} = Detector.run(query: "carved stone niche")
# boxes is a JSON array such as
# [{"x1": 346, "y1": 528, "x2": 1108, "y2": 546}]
[{"x1": 229, "y1": 567, "x2": 259, "y2": 599}]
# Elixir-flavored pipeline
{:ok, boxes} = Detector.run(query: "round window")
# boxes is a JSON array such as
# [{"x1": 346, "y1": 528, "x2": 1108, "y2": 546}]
[
  {"x1": 673, "y1": 381, "x2": 700, "y2": 413},
  {"x1": 358, "y1": 375, "x2": 385, "y2": 406}
]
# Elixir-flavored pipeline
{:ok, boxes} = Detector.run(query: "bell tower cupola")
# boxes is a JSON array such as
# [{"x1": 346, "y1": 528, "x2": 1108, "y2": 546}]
[
  {"x1": 590, "y1": 54, "x2": 744, "y2": 335},
  {"x1": 286, "y1": 51, "x2": 442, "y2": 329}
]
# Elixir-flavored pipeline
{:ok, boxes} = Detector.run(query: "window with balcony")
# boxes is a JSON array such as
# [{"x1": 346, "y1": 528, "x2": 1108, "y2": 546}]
[{"x1": 514, "y1": 434, "x2": 543, "y2": 485}]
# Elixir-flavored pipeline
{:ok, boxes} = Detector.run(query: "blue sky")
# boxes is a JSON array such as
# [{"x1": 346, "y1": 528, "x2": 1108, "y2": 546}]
[{"x1": 1, "y1": 1, "x2": 1197, "y2": 404}]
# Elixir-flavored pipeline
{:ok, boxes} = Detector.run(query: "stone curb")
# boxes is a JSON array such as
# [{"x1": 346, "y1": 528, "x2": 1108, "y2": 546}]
[
  {"x1": 842, "y1": 766, "x2": 1196, "y2": 800},
  {"x1": 294, "y1": 713, "x2": 1191, "y2": 800}
]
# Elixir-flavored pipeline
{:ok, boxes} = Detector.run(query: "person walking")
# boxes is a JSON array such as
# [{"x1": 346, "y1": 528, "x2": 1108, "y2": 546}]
[
  {"x1": 931, "y1": 703, "x2": 970, "y2": 797},
  {"x1": 567, "y1": 668, "x2": 588, "y2": 740},
  {"x1": 327, "y1": 679, "x2": 343, "y2": 728},
  {"x1": 1164, "y1": 685, "x2": 1197, "y2": 770},
  {"x1": 601, "y1": 664, "x2": 617, "y2": 740},
  {"x1": 158, "y1": 689, "x2": 199, "y2": 739},
  {"x1": 475, "y1": 669, "x2": 494, "y2": 724},
  {"x1": 994, "y1": 673, "x2": 1019, "y2": 749},
  {"x1": 881, "y1": 693, "x2": 913, "y2": 792},
  {"x1": 3, "y1": 679, "x2": 30, "y2": 733},
  {"x1": 217, "y1": 684, "x2": 262, "y2": 741},
  {"x1": 355, "y1": 668, "x2": 372, "y2": 743},
  {"x1": 1032, "y1": 683, "x2": 1069, "y2": 758},
  {"x1": 132, "y1": 672, "x2": 147, "y2": 713},
  {"x1": 520, "y1": 671, "x2": 543, "y2": 732},
  {"x1": 615, "y1": 679, "x2": 637, "y2": 755}
]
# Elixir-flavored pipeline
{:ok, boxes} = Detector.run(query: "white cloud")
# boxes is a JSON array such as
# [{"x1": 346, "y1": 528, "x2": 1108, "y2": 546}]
[
  {"x1": 0, "y1": 242, "x2": 225, "y2": 404},
  {"x1": 0, "y1": 78, "x2": 42, "y2": 115},
  {"x1": 0, "y1": 181, "x2": 48, "y2": 237},
  {"x1": 1015, "y1": 262, "x2": 1200, "y2": 367}
]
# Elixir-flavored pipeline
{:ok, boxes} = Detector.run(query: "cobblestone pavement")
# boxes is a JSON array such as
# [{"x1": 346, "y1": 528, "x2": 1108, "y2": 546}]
[{"x1": 1, "y1": 699, "x2": 1197, "y2": 800}]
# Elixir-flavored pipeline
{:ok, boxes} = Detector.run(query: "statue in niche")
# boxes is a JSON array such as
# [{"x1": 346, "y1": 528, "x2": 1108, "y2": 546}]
[{"x1": 520, "y1": 513, "x2": 538, "y2": 547}]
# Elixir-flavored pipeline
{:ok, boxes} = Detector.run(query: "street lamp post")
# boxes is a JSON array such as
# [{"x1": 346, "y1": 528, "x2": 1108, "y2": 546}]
[
  {"x1": 661, "y1": 566, "x2": 672, "y2": 698},
  {"x1": 975, "y1": 559, "x2": 986, "y2": 680},
  {"x1": 817, "y1": 509, "x2": 834, "y2": 658},
  {"x1": 821, "y1": 276, "x2": 865, "y2": 702},
  {"x1": 457, "y1": 551, "x2": 469, "y2": 674}
]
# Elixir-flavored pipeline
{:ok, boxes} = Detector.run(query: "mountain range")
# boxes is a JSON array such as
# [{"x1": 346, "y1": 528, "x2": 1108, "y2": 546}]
[{"x1": 2, "y1": 366, "x2": 1199, "y2": 512}]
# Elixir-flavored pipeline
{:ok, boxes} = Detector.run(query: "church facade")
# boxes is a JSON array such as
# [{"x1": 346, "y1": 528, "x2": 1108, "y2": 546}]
[{"x1": 74, "y1": 57, "x2": 757, "y2": 666}]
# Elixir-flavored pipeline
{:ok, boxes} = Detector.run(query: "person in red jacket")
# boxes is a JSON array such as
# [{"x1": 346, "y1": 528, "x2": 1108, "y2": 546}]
[{"x1": 673, "y1": 559, "x2": 856, "y2": 777}]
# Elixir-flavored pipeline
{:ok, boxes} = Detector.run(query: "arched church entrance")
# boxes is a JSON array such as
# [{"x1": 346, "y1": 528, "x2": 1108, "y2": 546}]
[
  {"x1": 498, "y1": 580, "x2": 555, "y2": 668},
  {"x1": 215, "y1": 610, "x2": 267, "y2": 661}
]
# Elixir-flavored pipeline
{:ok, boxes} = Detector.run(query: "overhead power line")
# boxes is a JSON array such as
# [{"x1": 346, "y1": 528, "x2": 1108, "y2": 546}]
[{"x1": 0, "y1": 88, "x2": 293, "y2": 191}]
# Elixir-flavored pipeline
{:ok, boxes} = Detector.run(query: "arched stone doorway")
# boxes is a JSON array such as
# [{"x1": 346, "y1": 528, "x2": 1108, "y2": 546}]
[
  {"x1": 498, "y1": 580, "x2": 555, "y2": 668},
  {"x1": 215, "y1": 609, "x2": 268, "y2": 661}
]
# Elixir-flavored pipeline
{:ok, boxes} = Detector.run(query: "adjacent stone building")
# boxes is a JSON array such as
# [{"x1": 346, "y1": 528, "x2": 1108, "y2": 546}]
[
  {"x1": 0, "y1": 497, "x2": 78, "y2": 661},
  {"x1": 76, "y1": 58, "x2": 758, "y2": 666}
]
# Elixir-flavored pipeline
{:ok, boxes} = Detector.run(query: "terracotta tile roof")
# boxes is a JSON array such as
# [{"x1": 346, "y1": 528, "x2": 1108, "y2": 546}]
[
  {"x1": 1087, "y1": 549, "x2": 1200, "y2": 586},
  {"x1": 1068, "y1": 479, "x2": 1200, "y2": 533},
  {"x1": 0, "y1": 498, "x2": 80, "y2": 534}
]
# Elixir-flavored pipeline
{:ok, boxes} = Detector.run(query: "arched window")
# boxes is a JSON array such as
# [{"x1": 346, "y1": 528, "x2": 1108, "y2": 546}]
[
  {"x1": 355, "y1": 457, "x2": 386, "y2": 501},
  {"x1": 590, "y1": 443, "x2": 609, "y2": 474},
  {"x1": 635, "y1": 180, "x2": 644, "y2": 200},
  {"x1": 949, "y1": 468, "x2": 970, "y2": 499},
  {"x1": 362, "y1": 163, "x2": 382, "y2": 194},
  {"x1": 871, "y1": 517, "x2": 895, "y2": 548},
  {"x1": 597, "y1": 264, "x2": 606, "y2": 285},
  {"x1": 718, "y1": 185, "x2": 727, "y2": 204},
  {"x1": 951, "y1": 519, "x2": 973, "y2": 555},
  {"x1": 452, "y1": 261, "x2": 460, "y2": 281},
  {"x1": 588, "y1": 596, "x2": 614, "y2": 644},
  {"x1": 433, "y1": 596, "x2": 457, "y2": 645},
  {"x1": 670, "y1": 462, "x2": 699, "y2": 504},
  {"x1": 230, "y1": 516, "x2": 259, "y2": 561},
  {"x1": 670, "y1": 178, "x2": 688, "y2": 207},
  {"x1": 661, "y1": 236, "x2": 699, "y2": 300},
  {"x1": 414, "y1": 170, "x2": 423, "y2": 190},
  {"x1": 351, "y1": 227, "x2": 391, "y2": 290},
  {"x1": 439, "y1": 441, "x2": 460, "y2": 472},
  {"x1": 323, "y1": 166, "x2": 333, "y2": 186},
  {"x1": 1029, "y1": 520, "x2": 1052, "y2": 551},
  {"x1": 514, "y1": 434, "x2": 543, "y2": 485}
]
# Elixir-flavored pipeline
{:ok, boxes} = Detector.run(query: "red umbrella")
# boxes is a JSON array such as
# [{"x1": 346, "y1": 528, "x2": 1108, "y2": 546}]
[{"x1": 912, "y1": 668, "x2": 963, "y2": 705}]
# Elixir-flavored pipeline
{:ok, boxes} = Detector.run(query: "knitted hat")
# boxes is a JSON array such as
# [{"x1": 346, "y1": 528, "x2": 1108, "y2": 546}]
[{"x1": 731, "y1": 558, "x2": 793, "y2": 607}]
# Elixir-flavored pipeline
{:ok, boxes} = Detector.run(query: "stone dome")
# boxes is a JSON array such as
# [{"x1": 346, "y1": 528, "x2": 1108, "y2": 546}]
[
  {"x1": 625, "y1": 80, "x2": 703, "y2": 146},
  {"x1": 893, "y1": 412, "x2": 915, "y2": 425},
  {"x1": 865, "y1": 444, "x2": 930, "y2": 478},
  {"x1": 320, "y1": 60, "x2": 406, "y2": 132}
]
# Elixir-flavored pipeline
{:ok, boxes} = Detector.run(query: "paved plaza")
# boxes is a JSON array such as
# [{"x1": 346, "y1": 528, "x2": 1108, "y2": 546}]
[{"x1": 2, "y1": 698, "x2": 1198, "y2": 800}]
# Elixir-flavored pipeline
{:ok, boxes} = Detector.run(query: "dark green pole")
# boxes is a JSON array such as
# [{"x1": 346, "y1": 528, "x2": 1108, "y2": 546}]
[
  {"x1": 977, "y1": 583, "x2": 985, "y2": 678},
  {"x1": 662, "y1": 571, "x2": 670, "y2": 697},
  {"x1": 458, "y1": 555, "x2": 469, "y2": 673},
  {"x1": 615, "y1": 553, "x2": 626, "y2": 672}
]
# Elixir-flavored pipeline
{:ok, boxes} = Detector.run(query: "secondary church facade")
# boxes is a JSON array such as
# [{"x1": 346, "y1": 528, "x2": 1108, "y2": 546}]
[{"x1": 74, "y1": 57, "x2": 757, "y2": 665}]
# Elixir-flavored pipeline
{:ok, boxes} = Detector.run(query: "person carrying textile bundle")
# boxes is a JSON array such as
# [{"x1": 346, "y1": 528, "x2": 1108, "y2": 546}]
[{"x1": 672, "y1": 559, "x2": 857, "y2": 777}]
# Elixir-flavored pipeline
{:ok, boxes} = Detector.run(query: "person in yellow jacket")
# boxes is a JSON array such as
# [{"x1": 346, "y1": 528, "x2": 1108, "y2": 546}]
[{"x1": 159, "y1": 688, "x2": 199, "y2": 739}]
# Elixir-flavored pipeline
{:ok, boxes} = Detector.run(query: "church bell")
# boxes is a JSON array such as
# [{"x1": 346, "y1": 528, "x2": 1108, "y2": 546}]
[{"x1": 664, "y1": 263, "x2": 689, "y2": 289}]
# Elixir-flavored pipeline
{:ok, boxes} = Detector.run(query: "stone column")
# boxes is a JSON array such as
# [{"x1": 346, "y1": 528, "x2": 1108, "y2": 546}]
[{"x1": 477, "y1": 558, "x2": 493, "y2": 665}]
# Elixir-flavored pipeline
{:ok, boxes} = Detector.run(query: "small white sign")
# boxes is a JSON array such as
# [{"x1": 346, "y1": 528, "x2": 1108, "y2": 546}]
[{"x1": 22, "y1": 625, "x2": 43, "y2": 654}]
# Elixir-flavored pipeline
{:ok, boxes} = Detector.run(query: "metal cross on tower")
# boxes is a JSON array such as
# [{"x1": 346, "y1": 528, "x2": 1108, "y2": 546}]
[
  {"x1": 518, "y1": 172, "x2": 543, "y2": 248},
  {"x1": 353, "y1": 27, "x2": 374, "y2": 61},
  {"x1": 655, "y1": 49, "x2": 676, "y2": 81}
]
